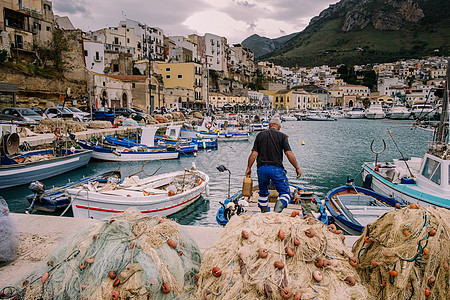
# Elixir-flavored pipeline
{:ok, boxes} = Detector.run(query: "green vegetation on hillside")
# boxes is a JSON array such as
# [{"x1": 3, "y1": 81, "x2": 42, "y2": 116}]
[{"x1": 261, "y1": 16, "x2": 450, "y2": 67}]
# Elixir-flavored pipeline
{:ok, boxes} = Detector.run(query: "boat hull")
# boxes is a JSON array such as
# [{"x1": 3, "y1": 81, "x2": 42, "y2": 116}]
[
  {"x1": 0, "y1": 149, "x2": 92, "y2": 189},
  {"x1": 361, "y1": 163, "x2": 450, "y2": 209},
  {"x1": 67, "y1": 170, "x2": 209, "y2": 219}
]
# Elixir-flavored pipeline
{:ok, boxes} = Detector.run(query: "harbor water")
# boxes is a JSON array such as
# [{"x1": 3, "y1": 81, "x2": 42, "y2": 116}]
[{"x1": 1, "y1": 118, "x2": 432, "y2": 226}]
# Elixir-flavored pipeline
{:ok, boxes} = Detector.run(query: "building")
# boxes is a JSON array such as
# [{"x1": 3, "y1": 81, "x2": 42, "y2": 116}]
[
  {"x1": 157, "y1": 62, "x2": 204, "y2": 110},
  {"x1": 1, "y1": 0, "x2": 54, "y2": 54},
  {"x1": 83, "y1": 38, "x2": 104, "y2": 74},
  {"x1": 91, "y1": 72, "x2": 133, "y2": 109}
]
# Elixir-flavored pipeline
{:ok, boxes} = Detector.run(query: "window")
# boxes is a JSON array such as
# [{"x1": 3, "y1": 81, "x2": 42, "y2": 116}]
[
  {"x1": 14, "y1": 35, "x2": 23, "y2": 49},
  {"x1": 166, "y1": 75, "x2": 170, "y2": 79},
  {"x1": 166, "y1": 67, "x2": 170, "y2": 72},
  {"x1": 34, "y1": 22, "x2": 41, "y2": 30},
  {"x1": 132, "y1": 83, "x2": 135, "y2": 88},
  {"x1": 114, "y1": 37, "x2": 119, "y2": 45},
  {"x1": 421, "y1": 157, "x2": 441, "y2": 185},
  {"x1": 46, "y1": 26, "x2": 51, "y2": 31},
  {"x1": 95, "y1": 51, "x2": 100, "y2": 60},
  {"x1": 127, "y1": 38, "x2": 130, "y2": 43},
  {"x1": 84, "y1": 50, "x2": 88, "y2": 56},
  {"x1": 177, "y1": 75, "x2": 182, "y2": 79},
  {"x1": 113, "y1": 64, "x2": 119, "y2": 72}
]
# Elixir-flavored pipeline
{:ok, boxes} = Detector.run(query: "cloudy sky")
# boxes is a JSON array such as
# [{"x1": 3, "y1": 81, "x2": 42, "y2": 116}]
[{"x1": 52, "y1": 0, "x2": 338, "y2": 44}]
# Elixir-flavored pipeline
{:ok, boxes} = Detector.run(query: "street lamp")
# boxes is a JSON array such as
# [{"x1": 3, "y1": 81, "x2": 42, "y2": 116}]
[{"x1": 217, "y1": 165, "x2": 231, "y2": 198}]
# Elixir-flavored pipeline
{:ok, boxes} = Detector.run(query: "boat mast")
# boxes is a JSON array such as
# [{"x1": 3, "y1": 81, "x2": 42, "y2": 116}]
[{"x1": 435, "y1": 58, "x2": 449, "y2": 144}]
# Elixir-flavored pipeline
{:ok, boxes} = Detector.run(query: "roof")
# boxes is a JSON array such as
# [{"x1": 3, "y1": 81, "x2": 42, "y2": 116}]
[{"x1": 107, "y1": 75, "x2": 147, "y2": 82}]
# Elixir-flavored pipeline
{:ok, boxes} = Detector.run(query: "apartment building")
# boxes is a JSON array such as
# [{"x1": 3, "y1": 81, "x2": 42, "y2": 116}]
[
  {"x1": 1, "y1": 0, "x2": 54, "y2": 53},
  {"x1": 83, "y1": 38, "x2": 104, "y2": 74},
  {"x1": 157, "y1": 61, "x2": 204, "y2": 108}
]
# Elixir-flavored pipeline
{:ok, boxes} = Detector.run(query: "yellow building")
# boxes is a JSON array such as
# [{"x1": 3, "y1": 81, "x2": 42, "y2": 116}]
[
  {"x1": 157, "y1": 62, "x2": 203, "y2": 109},
  {"x1": 209, "y1": 92, "x2": 248, "y2": 109}
]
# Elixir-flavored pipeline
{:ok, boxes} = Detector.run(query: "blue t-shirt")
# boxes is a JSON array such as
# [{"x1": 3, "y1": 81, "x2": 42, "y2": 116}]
[{"x1": 252, "y1": 128, "x2": 292, "y2": 169}]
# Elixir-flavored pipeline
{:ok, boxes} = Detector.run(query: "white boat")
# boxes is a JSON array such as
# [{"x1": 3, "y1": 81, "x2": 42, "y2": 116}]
[
  {"x1": 387, "y1": 104, "x2": 411, "y2": 120},
  {"x1": 345, "y1": 107, "x2": 365, "y2": 119},
  {"x1": 0, "y1": 124, "x2": 93, "y2": 189},
  {"x1": 306, "y1": 113, "x2": 336, "y2": 121},
  {"x1": 250, "y1": 121, "x2": 269, "y2": 131},
  {"x1": 183, "y1": 117, "x2": 251, "y2": 142},
  {"x1": 78, "y1": 127, "x2": 179, "y2": 161},
  {"x1": 411, "y1": 103, "x2": 437, "y2": 120},
  {"x1": 281, "y1": 114, "x2": 297, "y2": 121},
  {"x1": 365, "y1": 103, "x2": 385, "y2": 119},
  {"x1": 361, "y1": 68, "x2": 450, "y2": 209},
  {"x1": 67, "y1": 165, "x2": 210, "y2": 219}
]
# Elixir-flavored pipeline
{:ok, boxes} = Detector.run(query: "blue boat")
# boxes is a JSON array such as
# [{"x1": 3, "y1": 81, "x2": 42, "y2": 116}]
[
  {"x1": 216, "y1": 184, "x2": 329, "y2": 226},
  {"x1": 324, "y1": 179, "x2": 401, "y2": 235},
  {"x1": 0, "y1": 125, "x2": 93, "y2": 189},
  {"x1": 25, "y1": 170, "x2": 121, "y2": 213}
]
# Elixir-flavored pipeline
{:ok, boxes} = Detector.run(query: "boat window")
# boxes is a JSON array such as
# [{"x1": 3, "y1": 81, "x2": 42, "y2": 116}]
[{"x1": 421, "y1": 157, "x2": 441, "y2": 185}]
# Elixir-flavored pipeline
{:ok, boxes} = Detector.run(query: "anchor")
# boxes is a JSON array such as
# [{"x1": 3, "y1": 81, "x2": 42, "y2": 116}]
[{"x1": 370, "y1": 139, "x2": 386, "y2": 171}]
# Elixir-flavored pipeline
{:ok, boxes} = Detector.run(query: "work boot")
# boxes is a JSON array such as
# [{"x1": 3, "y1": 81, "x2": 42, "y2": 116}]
[
  {"x1": 260, "y1": 206, "x2": 268, "y2": 213},
  {"x1": 274, "y1": 200, "x2": 285, "y2": 213}
]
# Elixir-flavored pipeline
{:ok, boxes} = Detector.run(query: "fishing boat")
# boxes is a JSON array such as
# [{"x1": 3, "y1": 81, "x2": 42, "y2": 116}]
[
  {"x1": 182, "y1": 118, "x2": 251, "y2": 142},
  {"x1": 324, "y1": 179, "x2": 400, "y2": 235},
  {"x1": 158, "y1": 124, "x2": 217, "y2": 150},
  {"x1": 77, "y1": 127, "x2": 180, "y2": 161},
  {"x1": 365, "y1": 103, "x2": 385, "y2": 119},
  {"x1": 66, "y1": 164, "x2": 209, "y2": 219},
  {"x1": 281, "y1": 114, "x2": 297, "y2": 122},
  {"x1": 216, "y1": 184, "x2": 329, "y2": 226},
  {"x1": 306, "y1": 113, "x2": 337, "y2": 121},
  {"x1": 25, "y1": 170, "x2": 121, "y2": 213},
  {"x1": 361, "y1": 63, "x2": 450, "y2": 209},
  {"x1": 250, "y1": 121, "x2": 269, "y2": 131},
  {"x1": 0, "y1": 124, "x2": 92, "y2": 189}
]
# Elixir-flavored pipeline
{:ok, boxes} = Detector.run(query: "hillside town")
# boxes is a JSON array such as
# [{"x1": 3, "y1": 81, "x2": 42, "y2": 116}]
[{"x1": 0, "y1": 0, "x2": 447, "y2": 114}]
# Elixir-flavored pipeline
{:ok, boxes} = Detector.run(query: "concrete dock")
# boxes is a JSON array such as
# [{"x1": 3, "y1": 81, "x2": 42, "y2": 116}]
[{"x1": 0, "y1": 213, "x2": 358, "y2": 289}]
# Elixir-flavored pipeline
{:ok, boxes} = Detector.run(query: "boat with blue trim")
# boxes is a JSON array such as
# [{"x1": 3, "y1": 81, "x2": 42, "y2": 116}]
[{"x1": 324, "y1": 179, "x2": 401, "y2": 235}]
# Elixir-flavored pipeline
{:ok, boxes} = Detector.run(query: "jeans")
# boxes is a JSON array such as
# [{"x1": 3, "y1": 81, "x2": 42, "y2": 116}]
[{"x1": 257, "y1": 165, "x2": 291, "y2": 208}]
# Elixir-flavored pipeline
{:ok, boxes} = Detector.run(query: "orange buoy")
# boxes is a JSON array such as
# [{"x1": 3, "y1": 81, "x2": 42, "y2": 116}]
[
  {"x1": 108, "y1": 270, "x2": 117, "y2": 279},
  {"x1": 86, "y1": 257, "x2": 94, "y2": 264},
  {"x1": 305, "y1": 228, "x2": 316, "y2": 238},
  {"x1": 349, "y1": 257, "x2": 359, "y2": 267},
  {"x1": 274, "y1": 261, "x2": 285, "y2": 269},
  {"x1": 425, "y1": 288, "x2": 431, "y2": 297},
  {"x1": 429, "y1": 229, "x2": 436, "y2": 236},
  {"x1": 280, "y1": 287, "x2": 292, "y2": 299},
  {"x1": 167, "y1": 239, "x2": 177, "y2": 249},
  {"x1": 41, "y1": 272, "x2": 49, "y2": 284},
  {"x1": 212, "y1": 267, "x2": 222, "y2": 277},
  {"x1": 372, "y1": 259, "x2": 378, "y2": 267},
  {"x1": 113, "y1": 278, "x2": 120, "y2": 287},
  {"x1": 291, "y1": 210, "x2": 300, "y2": 217},
  {"x1": 293, "y1": 237, "x2": 300, "y2": 246},
  {"x1": 278, "y1": 229, "x2": 285, "y2": 240},
  {"x1": 168, "y1": 190, "x2": 175, "y2": 196},
  {"x1": 403, "y1": 230, "x2": 411, "y2": 237},
  {"x1": 345, "y1": 276, "x2": 356, "y2": 286},
  {"x1": 313, "y1": 270, "x2": 323, "y2": 281},
  {"x1": 323, "y1": 259, "x2": 331, "y2": 268},
  {"x1": 327, "y1": 224, "x2": 337, "y2": 232},
  {"x1": 315, "y1": 257, "x2": 324, "y2": 268},
  {"x1": 286, "y1": 247, "x2": 295, "y2": 257},
  {"x1": 161, "y1": 283, "x2": 171, "y2": 294},
  {"x1": 294, "y1": 292, "x2": 302, "y2": 300},
  {"x1": 258, "y1": 248, "x2": 268, "y2": 258},
  {"x1": 111, "y1": 290, "x2": 120, "y2": 300},
  {"x1": 242, "y1": 230, "x2": 249, "y2": 239},
  {"x1": 390, "y1": 270, "x2": 398, "y2": 277},
  {"x1": 423, "y1": 249, "x2": 429, "y2": 255}
]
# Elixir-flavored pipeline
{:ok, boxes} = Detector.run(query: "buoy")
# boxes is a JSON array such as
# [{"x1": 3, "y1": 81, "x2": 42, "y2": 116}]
[{"x1": 301, "y1": 141, "x2": 305, "y2": 145}]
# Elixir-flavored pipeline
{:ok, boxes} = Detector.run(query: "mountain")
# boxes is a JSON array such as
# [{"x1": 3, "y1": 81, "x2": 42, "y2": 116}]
[
  {"x1": 254, "y1": 0, "x2": 450, "y2": 67},
  {"x1": 241, "y1": 33, "x2": 298, "y2": 59}
]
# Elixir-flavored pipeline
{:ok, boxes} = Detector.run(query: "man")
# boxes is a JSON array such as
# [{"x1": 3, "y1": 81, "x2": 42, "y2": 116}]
[{"x1": 245, "y1": 117, "x2": 302, "y2": 213}]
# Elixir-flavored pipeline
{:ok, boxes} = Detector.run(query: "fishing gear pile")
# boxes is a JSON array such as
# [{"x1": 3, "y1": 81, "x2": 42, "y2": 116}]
[
  {"x1": 195, "y1": 212, "x2": 367, "y2": 299},
  {"x1": 0, "y1": 197, "x2": 18, "y2": 265},
  {"x1": 2, "y1": 209, "x2": 201, "y2": 299},
  {"x1": 353, "y1": 206, "x2": 450, "y2": 300}
]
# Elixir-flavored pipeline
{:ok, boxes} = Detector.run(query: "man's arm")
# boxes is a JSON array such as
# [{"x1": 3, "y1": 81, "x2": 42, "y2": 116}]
[
  {"x1": 285, "y1": 150, "x2": 302, "y2": 178},
  {"x1": 245, "y1": 151, "x2": 258, "y2": 176}
]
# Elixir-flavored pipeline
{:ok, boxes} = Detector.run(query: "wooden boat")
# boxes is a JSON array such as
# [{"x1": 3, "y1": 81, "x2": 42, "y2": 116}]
[
  {"x1": 77, "y1": 127, "x2": 179, "y2": 161},
  {"x1": 66, "y1": 166, "x2": 209, "y2": 220},
  {"x1": 324, "y1": 180, "x2": 400, "y2": 235},
  {"x1": 216, "y1": 184, "x2": 329, "y2": 226},
  {"x1": 0, "y1": 124, "x2": 92, "y2": 189},
  {"x1": 25, "y1": 170, "x2": 121, "y2": 213}
]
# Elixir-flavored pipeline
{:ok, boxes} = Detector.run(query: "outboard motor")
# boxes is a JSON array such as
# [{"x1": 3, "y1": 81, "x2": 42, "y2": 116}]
[{"x1": 26, "y1": 181, "x2": 45, "y2": 214}]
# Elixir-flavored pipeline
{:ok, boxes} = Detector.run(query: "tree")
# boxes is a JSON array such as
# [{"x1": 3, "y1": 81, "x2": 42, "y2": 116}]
[
  {"x1": 36, "y1": 28, "x2": 70, "y2": 74},
  {"x1": 363, "y1": 98, "x2": 371, "y2": 108}
]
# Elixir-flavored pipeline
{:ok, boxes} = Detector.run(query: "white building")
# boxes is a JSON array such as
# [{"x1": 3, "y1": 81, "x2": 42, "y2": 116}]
[
  {"x1": 92, "y1": 73, "x2": 133, "y2": 108},
  {"x1": 204, "y1": 33, "x2": 226, "y2": 72},
  {"x1": 378, "y1": 77, "x2": 406, "y2": 96},
  {"x1": 83, "y1": 39, "x2": 104, "y2": 74}
]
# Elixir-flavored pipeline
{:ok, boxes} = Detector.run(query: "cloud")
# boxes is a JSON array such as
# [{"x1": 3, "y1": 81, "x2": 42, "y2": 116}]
[{"x1": 51, "y1": 0, "x2": 338, "y2": 43}]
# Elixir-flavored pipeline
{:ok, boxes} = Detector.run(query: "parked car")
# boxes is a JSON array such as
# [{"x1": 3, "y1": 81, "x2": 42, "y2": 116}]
[
  {"x1": 44, "y1": 106, "x2": 90, "y2": 122},
  {"x1": 65, "y1": 106, "x2": 90, "y2": 120},
  {"x1": 107, "y1": 107, "x2": 137, "y2": 118},
  {"x1": 29, "y1": 107, "x2": 44, "y2": 116},
  {"x1": 1, "y1": 107, "x2": 43, "y2": 125}
]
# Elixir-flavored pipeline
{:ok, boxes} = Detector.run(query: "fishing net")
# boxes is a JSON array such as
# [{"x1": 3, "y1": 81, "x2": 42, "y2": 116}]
[
  {"x1": 4, "y1": 208, "x2": 201, "y2": 300},
  {"x1": 352, "y1": 206, "x2": 450, "y2": 300},
  {"x1": 0, "y1": 197, "x2": 18, "y2": 265},
  {"x1": 194, "y1": 212, "x2": 368, "y2": 299}
]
